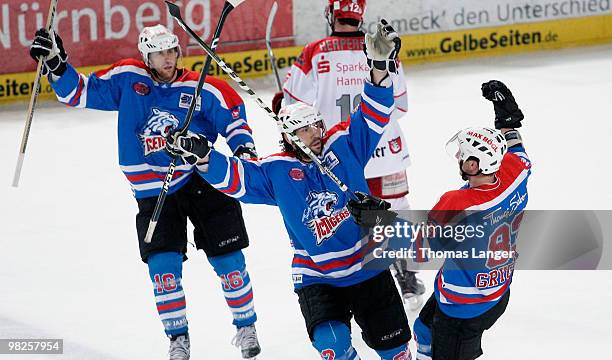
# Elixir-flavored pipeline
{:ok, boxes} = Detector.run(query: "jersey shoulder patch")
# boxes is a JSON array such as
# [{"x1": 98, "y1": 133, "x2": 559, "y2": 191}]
[{"x1": 177, "y1": 71, "x2": 244, "y2": 109}]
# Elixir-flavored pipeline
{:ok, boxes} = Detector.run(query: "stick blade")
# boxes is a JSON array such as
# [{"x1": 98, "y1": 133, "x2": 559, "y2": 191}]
[
  {"x1": 266, "y1": 2, "x2": 278, "y2": 41},
  {"x1": 165, "y1": 1, "x2": 182, "y2": 20},
  {"x1": 12, "y1": 153, "x2": 25, "y2": 187}
]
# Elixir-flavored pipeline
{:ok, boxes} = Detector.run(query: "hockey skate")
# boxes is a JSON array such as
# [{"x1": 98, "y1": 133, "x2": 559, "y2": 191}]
[
  {"x1": 393, "y1": 260, "x2": 425, "y2": 311},
  {"x1": 232, "y1": 324, "x2": 261, "y2": 359},
  {"x1": 168, "y1": 333, "x2": 190, "y2": 360}
]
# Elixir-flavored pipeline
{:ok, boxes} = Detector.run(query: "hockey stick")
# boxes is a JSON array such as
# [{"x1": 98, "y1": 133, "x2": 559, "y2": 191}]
[
  {"x1": 265, "y1": 1, "x2": 282, "y2": 92},
  {"x1": 12, "y1": 0, "x2": 60, "y2": 187},
  {"x1": 144, "y1": 0, "x2": 245, "y2": 243},
  {"x1": 170, "y1": 13, "x2": 356, "y2": 199}
]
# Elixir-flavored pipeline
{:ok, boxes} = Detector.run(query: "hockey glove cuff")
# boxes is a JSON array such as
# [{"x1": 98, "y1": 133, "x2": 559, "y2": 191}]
[
  {"x1": 481, "y1": 80, "x2": 524, "y2": 129},
  {"x1": 504, "y1": 129, "x2": 523, "y2": 148}
]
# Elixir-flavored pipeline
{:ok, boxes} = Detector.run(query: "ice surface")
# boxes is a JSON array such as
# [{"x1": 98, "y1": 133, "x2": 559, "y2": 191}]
[{"x1": 1, "y1": 45, "x2": 611, "y2": 359}]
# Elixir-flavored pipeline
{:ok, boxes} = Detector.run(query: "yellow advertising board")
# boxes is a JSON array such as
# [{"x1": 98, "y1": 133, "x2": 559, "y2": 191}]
[{"x1": 1, "y1": 14, "x2": 610, "y2": 105}]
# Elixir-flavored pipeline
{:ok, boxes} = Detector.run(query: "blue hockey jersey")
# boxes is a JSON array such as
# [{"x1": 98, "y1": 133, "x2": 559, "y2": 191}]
[
  {"x1": 49, "y1": 59, "x2": 255, "y2": 198},
  {"x1": 424, "y1": 146, "x2": 531, "y2": 318},
  {"x1": 199, "y1": 81, "x2": 395, "y2": 288}
]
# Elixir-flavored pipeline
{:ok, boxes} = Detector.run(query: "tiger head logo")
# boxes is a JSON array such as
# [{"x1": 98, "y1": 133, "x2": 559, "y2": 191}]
[
  {"x1": 302, "y1": 191, "x2": 350, "y2": 245},
  {"x1": 141, "y1": 108, "x2": 180, "y2": 156}
]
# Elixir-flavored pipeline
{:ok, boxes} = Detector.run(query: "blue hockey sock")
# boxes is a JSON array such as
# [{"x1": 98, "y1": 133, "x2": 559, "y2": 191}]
[
  {"x1": 413, "y1": 317, "x2": 432, "y2": 360},
  {"x1": 312, "y1": 321, "x2": 358, "y2": 360},
  {"x1": 208, "y1": 250, "x2": 257, "y2": 327},
  {"x1": 147, "y1": 251, "x2": 188, "y2": 337},
  {"x1": 376, "y1": 343, "x2": 412, "y2": 360}
]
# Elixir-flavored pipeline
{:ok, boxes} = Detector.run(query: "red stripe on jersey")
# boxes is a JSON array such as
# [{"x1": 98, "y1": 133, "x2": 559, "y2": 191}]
[
  {"x1": 283, "y1": 88, "x2": 307, "y2": 103},
  {"x1": 292, "y1": 251, "x2": 364, "y2": 272},
  {"x1": 69, "y1": 76, "x2": 85, "y2": 107},
  {"x1": 94, "y1": 58, "x2": 149, "y2": 78},
  {"x1": 126, "y1": 171, "x2": 186, "y2": 183},
  {"x1": 221, "y1": 161, "x2": 240, "y2": 194},
  {"x1": 323, "y1": 119, "x2": 351, "y2": 143},
  {"x1": 437, "y1": 273, "x2": 509, "y2": 305},
  {"x1": 394, "y1": 90, "x2": 407, "y2": 98},
  {"x1": 239, "y1": 124, "x2": 252, "y2": 132},
  {"x1": 261, "y1": 152, "x2": 297, "y2": 160},
  {"x1": 157, "y1": 299, "x2": 186, "y2": 312},
  {"x1": 361, "y1": 101, "x2": 389, "y2": 125},
  {"x1": 226, "y1": 292, "x2": 253, "y2": 307}
]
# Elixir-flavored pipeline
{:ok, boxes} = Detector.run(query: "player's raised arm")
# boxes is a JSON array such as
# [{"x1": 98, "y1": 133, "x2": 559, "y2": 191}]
[
  {"x1": 165, "y1": 133, "x2": 276, "y2": 206},
  {"x1": 481, "y1": 80, "x2": 530, "y2": 164},
  {"x1": 344, "y1": 20, "x2": 401, "y2": 167},
  {"x1": 30, "y1": 29, "x2": 122, "y2": 111}
]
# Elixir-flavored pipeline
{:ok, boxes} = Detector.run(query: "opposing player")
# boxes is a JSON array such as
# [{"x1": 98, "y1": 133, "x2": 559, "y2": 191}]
[
  {"x1": 413, "y1": 81, "x2": 530, "y2": 359},
  {"x1": 167, "y1": 21, "x2": 413, "y2": 360},
  {"x1": 277, "y1": 0, "x2": 425, "y2": 306},
  {"x1": 29, "y1": 25, "x2": 261, "y2": 359}
]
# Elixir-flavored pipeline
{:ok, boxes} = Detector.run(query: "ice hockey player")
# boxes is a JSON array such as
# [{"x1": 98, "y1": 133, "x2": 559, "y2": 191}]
[
  {"x1": 412, "y1": 81, "x2": 530, "y2": 360},
  {"x1": 276, "y1": 0, "x2": 425, "y2": 307},
  {"x1": 166, "y1": 21, "x2": 413, "y2": 360},
  {"x1": 29, "y1": 25, "x2": 261, "y2": 359}
]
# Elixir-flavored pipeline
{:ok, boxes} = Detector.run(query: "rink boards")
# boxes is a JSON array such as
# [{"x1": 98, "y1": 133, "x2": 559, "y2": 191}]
[{"x1": 0, "y1": 6, "x2": 610, "y2": 104}]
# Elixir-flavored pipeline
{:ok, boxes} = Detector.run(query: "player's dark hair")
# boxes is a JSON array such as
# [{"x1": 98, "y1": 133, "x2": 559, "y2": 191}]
[{"x1": 280, "y1": 136, "x2": 297, "y2": 155}]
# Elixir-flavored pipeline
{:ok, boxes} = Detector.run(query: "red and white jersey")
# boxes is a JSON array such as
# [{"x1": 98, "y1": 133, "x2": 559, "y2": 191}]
[{"x1": 283, "y1": 31, "x2": 410, "y2": 179}]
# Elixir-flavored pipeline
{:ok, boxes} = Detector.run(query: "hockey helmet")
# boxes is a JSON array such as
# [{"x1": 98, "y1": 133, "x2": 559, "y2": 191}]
[
  {"x1": 277, "y1": 103, "x2": 326, "y2": 135},
  {"x1": 138, "y1": 25, "x2": 181, "y2": 66},
  {"x1": 445, "y1": 127, "x2": 507, "y2": 175},
  {"x1": 326, "y1": 0, "x2": 366, "y2": 22}
]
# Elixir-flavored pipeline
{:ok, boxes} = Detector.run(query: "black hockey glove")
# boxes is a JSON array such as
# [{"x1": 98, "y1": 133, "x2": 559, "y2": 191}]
[
  {"x1": 165, "y1": 131, "x2": 211, "y2": 165},
  {"x1": 481, "y1": 80, "x2": 524, "y2": 129},
  {"x1": 233, "y1": 144, "x2": 258, "y2": 160},
  {"x1": 363, "y1": 19, "x2": 401, "y2": 74},
  {"x1": 30, "y1": 29, "x2": 68, "y2": 77},
  {"x1": 347, "y1": 191, "x2": 398, "y2": 228}
]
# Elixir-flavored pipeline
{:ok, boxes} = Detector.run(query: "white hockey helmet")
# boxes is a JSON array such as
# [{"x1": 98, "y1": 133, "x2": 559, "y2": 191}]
[
  {"x1": 138, "y1": 25, "x2": 180, "y2": 66},
  {"x1": 445, "y1": 127, "x2": 507, "y2": 174},
  {"x1": 277, "y1": 103, "x2": 326, "y2": 134}
]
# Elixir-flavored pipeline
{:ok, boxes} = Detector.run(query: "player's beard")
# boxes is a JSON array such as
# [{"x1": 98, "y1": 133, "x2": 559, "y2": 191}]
[
  {"x1": 289, "y1": 138, "x2": 321, "y2": 162},
  {"x1": 154, "y1": 65, "x2": 177, "y2": 83}
]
